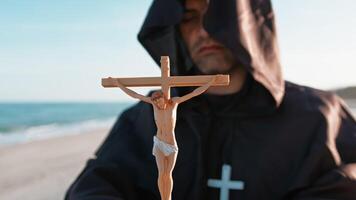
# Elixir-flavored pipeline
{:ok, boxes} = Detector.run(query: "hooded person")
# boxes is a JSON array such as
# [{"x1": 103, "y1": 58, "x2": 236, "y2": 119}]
[{"x1": 66, "y1": 0, "x2": 356, "y2": 199}]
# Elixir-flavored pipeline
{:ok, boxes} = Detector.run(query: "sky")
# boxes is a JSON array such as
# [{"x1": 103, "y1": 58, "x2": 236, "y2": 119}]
[{"x1": 0, "y1": 0, "x2": 355, "y2": 102}]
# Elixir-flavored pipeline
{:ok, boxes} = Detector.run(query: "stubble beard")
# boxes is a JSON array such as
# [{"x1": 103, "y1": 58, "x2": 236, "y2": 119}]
[{"x1": 193, "y1": 53, "x2": 238, "y2": 75}]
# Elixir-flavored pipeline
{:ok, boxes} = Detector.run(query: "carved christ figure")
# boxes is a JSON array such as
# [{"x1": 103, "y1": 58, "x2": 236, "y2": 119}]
[{"x1": 110, "y1": 76, "x2": 217, "y2": 200}]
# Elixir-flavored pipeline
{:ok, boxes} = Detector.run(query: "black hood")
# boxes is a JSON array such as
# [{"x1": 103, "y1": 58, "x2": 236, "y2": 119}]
[{"x1": 138, "y1": 0, "x2": 284, "y2": 106}]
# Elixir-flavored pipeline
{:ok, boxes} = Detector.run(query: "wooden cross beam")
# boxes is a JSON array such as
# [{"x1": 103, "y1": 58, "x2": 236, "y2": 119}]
[{"x1": 101, "y1": 56, "x2": 230, "y2": 99}]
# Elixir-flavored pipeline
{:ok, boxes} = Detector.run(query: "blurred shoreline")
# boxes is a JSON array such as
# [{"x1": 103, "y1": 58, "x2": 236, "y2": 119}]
[
  {"x1": 0, "y1": 102, "x2": 131, "y2": 146},
  {"x1": 0, "y1": 117, "x2": 115, "y2": 147}
]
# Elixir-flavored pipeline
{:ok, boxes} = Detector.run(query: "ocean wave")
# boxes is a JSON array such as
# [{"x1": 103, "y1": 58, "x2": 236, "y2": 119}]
[{"x1": 0, "y1": 118, "x2": 116, "y2": 146}]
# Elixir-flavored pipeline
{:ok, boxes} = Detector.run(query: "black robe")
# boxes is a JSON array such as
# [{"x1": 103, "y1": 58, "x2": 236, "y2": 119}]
[{"x1": 66, "y1": 0, "x2": 356, "y2": 199}]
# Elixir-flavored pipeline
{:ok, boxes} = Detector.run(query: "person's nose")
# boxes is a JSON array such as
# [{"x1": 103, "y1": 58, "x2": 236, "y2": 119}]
[{"x1": 196, "y1": 17, "x2": 209, "y2": 39}]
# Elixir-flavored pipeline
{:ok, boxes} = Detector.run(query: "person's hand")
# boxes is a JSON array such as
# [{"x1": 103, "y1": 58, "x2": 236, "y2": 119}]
[
  {"x1": 108, "y1": 77, "x2": 124, "y2": 88},
  {"x1": 212, "y1": 74, "x2": 226, "y2": 85},
  {"x1": 215, "y1": 74, "x2": 225, "y2": 82},
  {"x1": 210, "y1": 76, "x2": 216, "y2": 83},
  {"x1": 116, "y1": 79, "x2": 125, "y2": 88},
  {"x1": 209, "y1": 75, "x2": 220, "y2": 84}
]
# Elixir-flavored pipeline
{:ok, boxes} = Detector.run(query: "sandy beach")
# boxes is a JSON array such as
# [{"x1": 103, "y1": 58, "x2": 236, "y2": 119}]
[{"x1": 0, "y1": 128, "x2": 110, "y2": 200}]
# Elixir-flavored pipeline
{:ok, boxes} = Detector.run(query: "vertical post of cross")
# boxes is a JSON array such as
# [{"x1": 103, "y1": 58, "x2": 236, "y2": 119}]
[{"x1": 161, "y1": 56, "x2": 171, "y2": 100}]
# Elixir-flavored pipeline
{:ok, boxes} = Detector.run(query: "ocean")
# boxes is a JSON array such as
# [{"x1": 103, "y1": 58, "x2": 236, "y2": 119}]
[{"x1": 0, "y1": 102, "x2": 133, "y2": 146}]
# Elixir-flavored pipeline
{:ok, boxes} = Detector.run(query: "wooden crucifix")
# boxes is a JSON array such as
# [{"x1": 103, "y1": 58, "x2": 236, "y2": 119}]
[{"x1": 102, "y1": 56, "x2": 229, "y2": 200}]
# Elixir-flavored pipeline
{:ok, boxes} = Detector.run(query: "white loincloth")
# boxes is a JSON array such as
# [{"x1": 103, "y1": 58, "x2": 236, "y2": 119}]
[{"x1": 152, "y1": 136, "x2": 178, "y2": 157}]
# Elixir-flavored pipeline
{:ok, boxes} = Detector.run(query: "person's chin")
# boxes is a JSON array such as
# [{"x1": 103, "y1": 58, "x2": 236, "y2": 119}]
[
  {"x1": 196, "y1": 60, "x2": 232, "y2": 75},
  {"x1": 196, "y1": 53, "x2": 229, "y2": 70}
]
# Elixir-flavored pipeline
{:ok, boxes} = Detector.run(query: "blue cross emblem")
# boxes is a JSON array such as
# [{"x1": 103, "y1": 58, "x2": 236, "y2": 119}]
[{"x1": 207, "y1": 164, "x2": 244, "y2": 200}]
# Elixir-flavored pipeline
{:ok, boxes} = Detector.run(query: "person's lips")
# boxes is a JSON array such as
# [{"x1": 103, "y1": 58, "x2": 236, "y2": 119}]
[{"x1": 197, "y1": 44, "x2": 224, "y2": 55}]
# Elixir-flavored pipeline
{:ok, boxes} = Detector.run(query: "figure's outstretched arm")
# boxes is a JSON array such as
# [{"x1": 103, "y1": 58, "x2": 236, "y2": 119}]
[
  {"x1": 109, "y1": 78, "x2": 152, "y2": 104},
  {"x1": 173, "y1": 76, "x2": 217, "y2": 104}
]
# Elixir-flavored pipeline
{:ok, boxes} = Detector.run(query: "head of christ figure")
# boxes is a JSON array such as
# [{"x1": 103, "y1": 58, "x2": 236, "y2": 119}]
[
  {"x1": 151, "y1": 91, "x2": 169, "y2": 110},
  {"x1": 179, "y1": 0, "x2": 238, "y2": 75}
]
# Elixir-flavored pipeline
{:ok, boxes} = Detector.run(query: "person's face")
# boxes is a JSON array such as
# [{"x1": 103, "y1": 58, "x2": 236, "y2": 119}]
[
  {"x1": 179, "y1": 0, "x2": 236, "y2": 75},
  {"x1": 154, "y1": 97, "x2": 167, "y2": 110}
]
